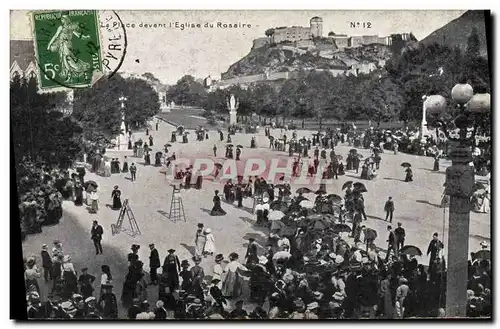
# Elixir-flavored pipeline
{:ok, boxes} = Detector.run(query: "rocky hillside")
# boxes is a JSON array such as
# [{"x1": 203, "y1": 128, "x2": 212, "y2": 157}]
[
  {"x1": 222, "y1": 39, "x2": 398, "y2": 79},
  {"x1": 420, "y1": 10, "x2": 489, "y2": 58}
]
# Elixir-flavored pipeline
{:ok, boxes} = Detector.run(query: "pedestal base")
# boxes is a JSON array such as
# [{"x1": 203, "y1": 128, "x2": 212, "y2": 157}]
[{"x1": 230, "y1": 110, "x2": 237, "y2": 125}]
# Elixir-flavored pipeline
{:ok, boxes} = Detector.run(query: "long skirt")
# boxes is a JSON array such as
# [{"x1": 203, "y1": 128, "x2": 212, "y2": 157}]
[
  {"x1": 221, "y1": 270, "x2": 242, "y2": 298},
  {"x1": 112, "y1": 197, "x2": 122, "y2": 210},
  {"x1": 90, "y1": 200, "x2": 99, "y2": 213}
]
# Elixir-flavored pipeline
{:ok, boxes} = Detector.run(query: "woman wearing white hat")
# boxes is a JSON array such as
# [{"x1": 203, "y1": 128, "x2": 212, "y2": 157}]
[{"x1": 203, "y1": 228, "x2": 216, "y2": 256}]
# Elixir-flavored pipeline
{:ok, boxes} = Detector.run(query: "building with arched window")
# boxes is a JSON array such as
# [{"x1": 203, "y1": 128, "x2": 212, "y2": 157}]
[{"x1": 10, "y1": 40, "x2": 37, "y2": 81}]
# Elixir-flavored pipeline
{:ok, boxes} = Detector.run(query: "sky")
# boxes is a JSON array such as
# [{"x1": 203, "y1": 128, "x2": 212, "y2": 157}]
[{"x1": 11, "y1": 10, "x2": 466, "y2": 84}]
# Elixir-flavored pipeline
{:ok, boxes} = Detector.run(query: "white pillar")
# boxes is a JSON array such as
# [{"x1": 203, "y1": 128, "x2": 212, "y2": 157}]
[{"x1": 421, "y1": 97, "x2": 428, "y2": 143}]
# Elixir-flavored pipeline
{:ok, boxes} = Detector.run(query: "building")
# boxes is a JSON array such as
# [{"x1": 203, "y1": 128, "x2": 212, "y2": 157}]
[
  {"x1": 10, "y1": 40, "x2": 37, "y2": 81},
  {"x1": 271, "y1": 16, "x2": 324, "y2": 44}
]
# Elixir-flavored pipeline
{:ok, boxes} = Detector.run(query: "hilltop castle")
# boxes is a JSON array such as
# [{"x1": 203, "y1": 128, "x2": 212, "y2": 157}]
[{"x1": 253, "y1": 16, "x2": 411, "y2": 49}]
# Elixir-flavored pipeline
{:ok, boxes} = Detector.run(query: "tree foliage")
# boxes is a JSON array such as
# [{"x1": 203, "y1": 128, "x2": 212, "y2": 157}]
[
  {"x1": 166, "y1": 75, "x2": 207, "y2": 106},
  {"x1": 73, "y1": 73, "x2": 160, "y2": 140},
  {"x1": 11, "y1": 76, "x2": 82, "y2": 168}
]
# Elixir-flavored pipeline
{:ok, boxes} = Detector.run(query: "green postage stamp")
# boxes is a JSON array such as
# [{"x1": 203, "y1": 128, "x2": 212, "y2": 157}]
[{"x1": 31, "y1": 10, "x2": 103, "y2": 90}]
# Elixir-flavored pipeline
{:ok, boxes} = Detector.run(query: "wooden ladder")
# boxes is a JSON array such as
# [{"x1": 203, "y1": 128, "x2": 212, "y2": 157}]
[{"x1": 169, "y1": 187, "x2": 186, "y2": 222}]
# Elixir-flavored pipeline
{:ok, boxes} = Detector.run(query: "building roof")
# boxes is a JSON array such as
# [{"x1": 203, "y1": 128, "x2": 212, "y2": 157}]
[{"x1": 10, "y1": 40, "x2": 35, "y2": 70}]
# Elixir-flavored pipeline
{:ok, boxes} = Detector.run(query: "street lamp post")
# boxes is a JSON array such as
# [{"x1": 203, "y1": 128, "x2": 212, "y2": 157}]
[
  {"x1": 426, "y1": 81, "x2": 490, "y2": 318},
  {"x1": 421, "y1": 95, "x2": 428, "y2": 143}
]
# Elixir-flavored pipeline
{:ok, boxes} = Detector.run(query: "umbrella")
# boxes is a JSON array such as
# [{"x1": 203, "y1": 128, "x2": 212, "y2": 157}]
[
  {"x1": 353, "y1": 186, "x2": 368, "y2": 193},
  {"x1": 315, "y1": 190, "x2": 327, "y2": 195},
  {"x1": 353, "y1": 182, "x2": 366, "y2": 190},
  {"x1": 342, "y1": 181, "x2": 353, "y2": 190},
  {"x1": 472, "y1": 250, "x2": 490, "y2": 261},
  {"x1": 270, "y1": 200, "x2": 287, "y2": 211},
  {"x1": 156, "y1": 151, "x2": 163, "y2": 156},
  {"x1": 399, "y1": 245, "x2": 423, "y2": 257},
  {"x1": 299, "y1": 200, "x2": 315, "y2": 209},
  {"x1": 274, "y1": 184, "x2": 286, "y2": 189},
  {"x1": 296, "y1": 187, "x2": 312, "y2": 194},
  {"x1": 214, "y1": 163, "x2": 223, "y2": 169},
  {"x1": 364, "y1": 228, "x2": 377, "y2": 241},
  {"x1": 349, "y1": 149, "x2": 358, "y2": 153},
  {"x1": 83, "y1": 181, "x2": 98, "y2": 189},
  {"x1": 164, "y1": 143, "x2": 172, "y2": 147},
  {"x1": 335, "y1": 155, "x2": 343, "y2": 161},
  {"x1": 273, "y1": 251, "x2": 292, "y2": 260},
  {"x1": 226, "y1": 144, "x2": 234, "y2": 147},
  {"x1": 237, "y1": 145, "x2": 244, "y2": 148},
  {"x1": 401, "y1": 162, "x2": 412, "y2": 168},
  {"x1": 326, "y1": 194, "x2": 343, "y2": 204},
  {"x1": 269, "y1": 210, "x2": 285, "y2": 221},
  {"x1": 332, "y1": 224, "x2": 351, "y2": 233}
]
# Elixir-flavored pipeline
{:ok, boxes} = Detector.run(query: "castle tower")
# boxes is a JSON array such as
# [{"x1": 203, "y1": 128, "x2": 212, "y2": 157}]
[{"x1": 310, "y1": 16, "x2": 323, "y2": 38}]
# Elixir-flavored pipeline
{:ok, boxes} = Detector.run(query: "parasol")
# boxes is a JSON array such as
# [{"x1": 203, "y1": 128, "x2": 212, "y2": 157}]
[
  {"x1": 401, "y1": 162, "x2": 412, "y2": 168},
  {"x1": 353, "y1": 182, "x2": 366, "y2": 190},
  {"x1": 269, "y1": 200, "x2": 287, "y2": 211},
  {"x1": 349, "y1": 149, "x2": 358, "y2": 153},
  {"x1": 472, "y1": 250, "x2": 490, "y2": 261},
  {"x1": 274, "y1": 184, "x2": 286, "y2": 190},
  {"x1": 342, "y1": 181, "x2": 353, "y2": 190},
  {"x1": 296, "y1": 187, "x2": 313, "y2": 194},
  {"x1": 214, "y1": 163, "x2": 223, "y2": 169},
  {"x1": 353, "y1": 186, "x2": 368, "y2": 194},
  {"x1": 83, "y1": 181, "x2": 98, "y2": 189},
  {"x1": 164, "y1": 143, "x2": 172, "y2": 148},
  {"x1": 326, "y1": 194, "x2": 343, "y2": 204},
  {"x1": 315, "y1": 190, "x2": 327, "y2": 195},
  {"x1": 363, "y1": 228, "x2": 377, "y2": 241},
  {"x1": 269, "y1": 210, "x2": 285, "y2": 221},
  {"x1": 237, "y1": 145, "x2": 244, "y2": 148},
  {"x1": 226, "y1": 144, "x2": 234, "y2": 147},
  {"x1": 273, "y1": 251, "x2": 292, "y2": 260},
  {"x1": 156, "y1": 151, "x2": 163, "y2": 156},
  {"x1": 332, "y1": 223, "x2": 351, "y2": 233},
  {"x1": 299, "y1": 200, "x2": 315, "y2": 209},
  {"x1": 399, "y1": 245, "x2": 423, "y2": 257},
  {"x1": 335, "y1": 155, "x2": 343, "y2": 161}
]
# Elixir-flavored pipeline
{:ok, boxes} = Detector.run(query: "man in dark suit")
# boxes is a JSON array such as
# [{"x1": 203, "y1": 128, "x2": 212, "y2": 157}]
[
  {"x1": 385, "y1": 225, "x2": 396, "y2": 261},
  {"x1": 427, "y1": 232, "x2": 444, "y2": 268},
  {"x1": 394, "y1": 222, "x2": 406, "y2": 252},
  {"x1": 149, "y1": 243, "x2": 161, "y2": 285},
  {"x1": 91, "y1": 220, "x2": 103, "y2": 255},
  {"x1": 40, "y1": 244, "x2": 53, "y2": 282},
  {"x1": 245, "y1": 238, "x2": 259, "y2": 266},
  {"x1": 384, "y1": 197, "x2": 395, "y2": 222}
]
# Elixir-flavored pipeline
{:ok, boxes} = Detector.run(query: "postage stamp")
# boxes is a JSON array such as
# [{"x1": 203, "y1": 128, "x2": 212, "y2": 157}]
[{"x1": 31, "y1": 10, "x2": 103, "y2": 90}]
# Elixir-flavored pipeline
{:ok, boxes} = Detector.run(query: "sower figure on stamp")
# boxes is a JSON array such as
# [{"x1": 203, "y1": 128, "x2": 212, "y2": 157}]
[{"x1": 91, "y1": 220, "x2": 103, "y2": 255}]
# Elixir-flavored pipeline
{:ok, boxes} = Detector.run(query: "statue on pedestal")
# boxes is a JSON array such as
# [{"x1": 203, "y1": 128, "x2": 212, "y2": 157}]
[{"x1": 227, "y1": 94, "x2": 239, "y2": 126}]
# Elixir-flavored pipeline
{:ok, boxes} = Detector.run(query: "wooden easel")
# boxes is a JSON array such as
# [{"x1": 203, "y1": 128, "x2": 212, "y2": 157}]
[{"x1": 111, "y1": 199, "x2": 141, "y2": 237}]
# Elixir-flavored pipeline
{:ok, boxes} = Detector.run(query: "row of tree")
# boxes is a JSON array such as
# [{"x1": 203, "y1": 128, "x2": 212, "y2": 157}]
[{"x1": 165, "y1": 28, "x2": 490, "y2": 129}]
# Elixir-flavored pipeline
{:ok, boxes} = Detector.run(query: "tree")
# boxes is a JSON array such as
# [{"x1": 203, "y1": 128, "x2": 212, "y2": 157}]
[
  {"x1": 166, "y1": 75, "x2": 207, "y2": 106},
  {"x1": 11, "y1": 76, "x2": 82, "y2": 168},
  {"x1": 265, "y1": 28, "x2": 275, "y2": 37},
  {"x1": 142, "y1": 72, "x2": 161, "y2": 84},
  {"x1": 250, "y1": 83, "x2": 277, "y2": 117},
  {"x1": 203, "y1": 89, "x2": 227, "y2": 113},
  {"x1": 466, "y1": 27, "x2": 481, "y2": 59},
  {"x1": 73, "y1": 73, "x2": 160, "y2": 140}
]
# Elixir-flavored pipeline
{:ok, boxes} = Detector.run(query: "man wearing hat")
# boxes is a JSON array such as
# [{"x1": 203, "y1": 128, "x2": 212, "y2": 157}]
[
  {"x1": 149, "y1": 243, "x2": 161, "y2": 285},
  {"x1": 78, "y1": 267, "x2": 96, "y2": 299},
  {"x1": 245, "y1": 238, "x2": 259, "y2": 266},
  {"x1": 163, "y1": 249, "x2": 181, "y2": 292},
  {"x1": 91, "y1": 220, "x2": 104, "y2": 255},
  {"x1": 190, "y1": 257, "x2": 205, "y2": 300},
  {"x1": 41, "y1": 244, "x2": 53, "y2": 282}
]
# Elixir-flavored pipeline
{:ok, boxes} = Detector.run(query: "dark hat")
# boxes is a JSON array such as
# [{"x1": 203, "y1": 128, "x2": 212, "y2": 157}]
[
  {"x1": 92, "y1": 220, "x2": 98, "y2": 224},
  {"x1": 81, "y1": 267, "x2": 88, "y2": 272},
  {"x1": 192, "y1": 256, "x2": 202, "y2": 263},
  {"x1": 229, "y1": 252, "x2": 239, "y2": 260},
  {"x1": 114, "y1": 185, "x2": 118, "y2": 189},
  {"x1": 168, "y1": 249, "x2": 175, "y2": 253},
  {"x1": 181, "y1": 260, "x2": 190, "y2": 267},
  {"x1": 149, "y1": 243, "x2": 155, "y2": 248},
  {"x1": 131, "y1": 244, "x2": 140, "y2": 250},
  {"x1": 197, "y1": 223, "x2": 204, "y2": 227},
  {"x1": 211, "y1": 278, "x2": 221, "y2": 284},
  {"x1": 248, "y1": 237, "x2": 255, "y2": 242},
  {"x1": 215, "y1": 254, "x2": 224, "y2": 262}
]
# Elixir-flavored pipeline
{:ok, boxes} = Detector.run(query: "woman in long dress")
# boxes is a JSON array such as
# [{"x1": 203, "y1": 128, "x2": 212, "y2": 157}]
[
  {"x1": 212, "y1": 254, "x2": 224, "y2": 282},
  {"x1": 46, "y1": 15, "x2": 91, "y2": 82},
  {"x1": 111, "y1": 186, "x2": 122, "y2": 210},
  {"x1": 221, "y1": 252, "x2": 248, "y2": 298},
  {"x1": 210, "y1": 190, "x2": 227, "y2": 216},
  {"x1": 74, "y1": 182, "x2": 83, "y2": 206},
  {"x1": 480, "y1": 191, "x2": 490, "y2": 213},
  {"x1": 194, "y1": 226, "x2": 206, "y2": 258},
  {"x1": 203, "y1": 228, "x2": 216, "y2": 256}
]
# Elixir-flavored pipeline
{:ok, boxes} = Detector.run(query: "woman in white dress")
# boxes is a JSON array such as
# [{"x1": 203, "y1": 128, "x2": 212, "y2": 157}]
[
  {"x1": 221, "y1": 253, "x2": 248, "y2": 298},
  {"x1": 203, "y1": 228, "x2": 216, "y2": 256},
  {"x1": 480, "y1": 191, "x2": 490, "y2": 213}
]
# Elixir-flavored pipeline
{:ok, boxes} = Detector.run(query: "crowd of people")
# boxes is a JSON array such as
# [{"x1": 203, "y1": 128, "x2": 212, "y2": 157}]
[{"x1": 23, "y1": 122, "x2": 491, "y2": 319}]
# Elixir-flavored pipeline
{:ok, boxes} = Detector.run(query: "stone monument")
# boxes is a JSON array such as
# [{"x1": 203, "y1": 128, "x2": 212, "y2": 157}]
[
  {"x1": 227, "y1": 94, "x2": 239, "y2": 125},
  {"x1": 420, "y1": 95, "x2": 430, "y2": 143},
  {"x1": 116, "y1": 96, "x2": 129, "y2": 151}
]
